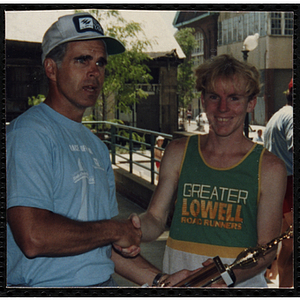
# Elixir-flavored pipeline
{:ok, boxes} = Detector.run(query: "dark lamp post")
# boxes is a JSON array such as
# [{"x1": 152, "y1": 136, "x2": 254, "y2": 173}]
[
  {"x1": 242, "y1": 33, "x2": 259, "y2": 138},
  {"x1": 242, "y1": 50, "x2": 249, "y2": 62}
]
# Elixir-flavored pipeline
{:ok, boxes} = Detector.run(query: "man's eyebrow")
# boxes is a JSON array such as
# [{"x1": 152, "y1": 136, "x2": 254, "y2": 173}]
[{"x1": 74, "y1": 55, "x2": 107, "y2": 64}]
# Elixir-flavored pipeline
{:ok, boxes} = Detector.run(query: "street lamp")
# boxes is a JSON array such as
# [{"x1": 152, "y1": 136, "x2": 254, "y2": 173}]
[
  {"x1": 243, "y1": 33, "x2": 259, "y2": 61},
  {"x1": 242, "y1": 33, "x2": 259, "y2": 137}
]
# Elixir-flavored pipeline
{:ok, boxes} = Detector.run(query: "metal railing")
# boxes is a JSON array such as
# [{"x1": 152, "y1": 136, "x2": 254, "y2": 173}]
[{"x1": 82, "y1": 121, "x2": 172, "y2": 184}]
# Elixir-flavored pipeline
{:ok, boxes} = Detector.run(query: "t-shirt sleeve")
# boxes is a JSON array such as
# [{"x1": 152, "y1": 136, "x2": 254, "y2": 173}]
[
  {"x1": 285, "y1": 115, "x2": 293, "y2": 152},
  {"x1": 7, "y1": 127, "x2": 55, "y2": 211}
]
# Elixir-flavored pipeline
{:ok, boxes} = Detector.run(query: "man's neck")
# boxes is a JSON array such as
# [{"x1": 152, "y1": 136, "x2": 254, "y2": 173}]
[{"x1": 44, "y1": 96, "x2": 84, "y2": 123}]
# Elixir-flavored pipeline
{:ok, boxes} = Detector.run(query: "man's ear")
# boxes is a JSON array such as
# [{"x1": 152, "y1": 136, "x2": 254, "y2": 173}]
[{"x1": 44, "y1": 58, "x2": 58, "y2": 82}]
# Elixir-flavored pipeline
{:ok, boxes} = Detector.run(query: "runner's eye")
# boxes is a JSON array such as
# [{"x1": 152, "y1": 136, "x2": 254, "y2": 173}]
[
  {"x1": 229, "y1": 96, "x2": 239, "y2": 101},
  {"x1": 209, "y1": 95, "x2": 219, "y2": 101}
]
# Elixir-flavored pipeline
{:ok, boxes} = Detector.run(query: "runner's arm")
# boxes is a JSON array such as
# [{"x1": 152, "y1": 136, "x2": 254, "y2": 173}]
[
  {"x1": 139, "y1": 138, "x2": 187, "y2": 242},
  {"x1": 231, "y1": 151, "x2": 287, "y2": 285}
]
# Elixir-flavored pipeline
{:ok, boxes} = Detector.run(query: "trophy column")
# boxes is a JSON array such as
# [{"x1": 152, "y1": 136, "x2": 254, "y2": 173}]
[{"x1": 174, "y1": 256, "x2": 235, "y2": 287}]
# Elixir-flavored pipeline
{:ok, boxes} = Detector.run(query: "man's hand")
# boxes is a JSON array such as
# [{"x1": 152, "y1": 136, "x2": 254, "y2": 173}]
[{"x1": 113, "y1": 214, "x2": 142, "y2": 257}]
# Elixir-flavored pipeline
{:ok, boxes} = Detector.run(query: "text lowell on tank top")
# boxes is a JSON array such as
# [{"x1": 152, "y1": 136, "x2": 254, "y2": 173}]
[{"x1": 167, "y1": 135, "x2": 265, "y2": 259}]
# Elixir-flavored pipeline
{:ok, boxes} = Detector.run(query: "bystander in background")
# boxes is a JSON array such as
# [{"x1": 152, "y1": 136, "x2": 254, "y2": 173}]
[
  {"x1": 253, "y1": 129, "x2": 263, "y2": 143},
  {"x1": 154, "y1": 136, "x2": 164, "y2": 181},
  {"x1": 186, "y1": 109, "x2": 192, "y2": 125},
  {"x1": 264, "y1": 78, "x2": 293, "y2": 288}
]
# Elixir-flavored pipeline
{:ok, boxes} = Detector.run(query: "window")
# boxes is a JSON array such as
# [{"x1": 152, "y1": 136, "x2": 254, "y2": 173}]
[
  {"x1": 285, "y1": 12, "x2": 293, "y2": 35},
  {"x1": 271, "y1": 12, "x2": 282, "y2": 35},
  {"x1": 218, "y1": 11, "x2": 292, "y2": 47},
  {"x1": 192, "y1": 31, "x2": 204, "y2": 67},
  {"x1": 270, "y1": 12, "x2": 293, "y2": 35}
]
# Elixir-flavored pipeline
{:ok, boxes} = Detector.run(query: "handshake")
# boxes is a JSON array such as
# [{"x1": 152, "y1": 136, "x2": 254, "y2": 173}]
[
  {"x1": 112, "y1": 214, "x2": 142, "y2": 257},
  {"x1": 112, "y1": 214, "x2": 228, "y2": 288}
]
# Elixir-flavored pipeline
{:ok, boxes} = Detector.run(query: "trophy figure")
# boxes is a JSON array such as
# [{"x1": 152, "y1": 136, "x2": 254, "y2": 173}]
[{"x1": 173, "y1": 225, "x2": 293, "y2": 287}]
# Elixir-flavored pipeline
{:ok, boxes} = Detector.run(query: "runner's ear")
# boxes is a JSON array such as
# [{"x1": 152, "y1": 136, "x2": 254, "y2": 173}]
[{"x1": 246, "y1": 96, "x2": 257, "y2": 113}]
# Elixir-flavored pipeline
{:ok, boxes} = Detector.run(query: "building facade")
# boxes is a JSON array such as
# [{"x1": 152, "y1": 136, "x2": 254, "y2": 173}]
[
  {"x1": 6, "y1": 40, "x2": 48, "y2": 122},
  {"x1": 173, "y1": 11, "x2": 293, "y2": 125}
]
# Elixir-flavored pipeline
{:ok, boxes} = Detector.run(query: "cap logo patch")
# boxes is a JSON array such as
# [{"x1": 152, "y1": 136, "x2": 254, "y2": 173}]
[
  {"x1": 79, "y1": 17, "x2": 94, "y2": 30},
  {"x1": 73, "y1": 15, "x2": 104, "y2": 35}
]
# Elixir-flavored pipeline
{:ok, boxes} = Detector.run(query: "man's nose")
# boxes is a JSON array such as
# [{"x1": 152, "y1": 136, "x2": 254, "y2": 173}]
[{"x1": 88, "y1": 63, "x2": 101, "y2": 77}]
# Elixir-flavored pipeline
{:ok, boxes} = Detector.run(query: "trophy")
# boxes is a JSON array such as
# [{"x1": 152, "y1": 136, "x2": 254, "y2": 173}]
[{"x1": 172, "y1": 225, "x2": 293, "y2": 287}]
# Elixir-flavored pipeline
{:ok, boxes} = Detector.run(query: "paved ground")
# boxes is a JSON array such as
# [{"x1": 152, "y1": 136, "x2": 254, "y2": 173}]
[
  {"x1": 112, "y1": 192, "x2": 279, "y2": 288},
  {"x1": 185, "y1": 119, "x2": 208, "y2": 134}
]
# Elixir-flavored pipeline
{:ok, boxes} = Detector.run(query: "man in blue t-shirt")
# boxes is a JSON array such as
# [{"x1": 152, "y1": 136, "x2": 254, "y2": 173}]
[{"x1": 6, "y1": 13, "x2": 194, "y2": 287}]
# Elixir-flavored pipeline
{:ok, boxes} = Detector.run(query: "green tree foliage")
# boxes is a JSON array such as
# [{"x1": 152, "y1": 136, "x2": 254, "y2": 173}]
[
  {"x1": 28, "y1": 94, "x2": 45, "y2": 106},
  {"x1": 79, "y1": 9, "x2": 153, "y2": 120},
  {"x1": 175, "y1": 28, "x2": 199, "y2": 110}
]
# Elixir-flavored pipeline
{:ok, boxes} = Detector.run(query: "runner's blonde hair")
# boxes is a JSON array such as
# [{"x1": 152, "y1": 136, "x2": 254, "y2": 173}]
[{"x1": 195, "y1": 54, "x2": 261, "y2": 101}]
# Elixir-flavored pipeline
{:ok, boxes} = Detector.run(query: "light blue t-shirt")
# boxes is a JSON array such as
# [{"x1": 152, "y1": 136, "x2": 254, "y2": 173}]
[
  {"x1": 7, "y1": 103, "x2": 118, "y2": 287},
  {"x1": 264, "y1": 105, "x2": 293, "y2": 176}
]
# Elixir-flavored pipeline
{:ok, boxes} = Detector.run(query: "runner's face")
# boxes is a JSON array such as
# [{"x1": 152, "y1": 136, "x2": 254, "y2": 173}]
[
  {"x1": 202, "y1": 77, "x2": 256, "y2": 137},
  {"x1": 55, "y1": 40, "x2": 107, "y2": 111}
]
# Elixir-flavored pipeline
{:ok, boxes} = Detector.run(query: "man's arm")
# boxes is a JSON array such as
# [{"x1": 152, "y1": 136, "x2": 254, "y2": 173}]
[
  {"x1": 7, "y1": 206, "x2": 141, "y2": 258},
  {"x1": 111, "y1": 248, "x2": 199, "y2": 287},
  {"x1": 231, "y1": 150, "x2": 287, "y2": 285}
]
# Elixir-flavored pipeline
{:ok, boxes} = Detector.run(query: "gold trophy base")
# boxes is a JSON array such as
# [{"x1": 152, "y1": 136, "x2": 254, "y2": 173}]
[{"x1": 174, "y1": 256, "x2": 236, "y2": 287}]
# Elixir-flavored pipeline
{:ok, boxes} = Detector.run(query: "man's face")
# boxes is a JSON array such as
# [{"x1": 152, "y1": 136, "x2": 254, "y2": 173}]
[
  {"x1": 55, "y1": 39, "x2": 107, "y2": 111},
  {"x1": 202, "y1": 76, "x2": 256, "y2": 138}
]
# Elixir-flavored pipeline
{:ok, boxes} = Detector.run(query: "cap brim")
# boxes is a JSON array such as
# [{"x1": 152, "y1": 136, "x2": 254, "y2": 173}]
[
  {"x1": 101, "y1": 37, "x2": 125, "y2": 55},
  {"x1": 63, "y1": 36, "x2": 125, "y2": 56}
]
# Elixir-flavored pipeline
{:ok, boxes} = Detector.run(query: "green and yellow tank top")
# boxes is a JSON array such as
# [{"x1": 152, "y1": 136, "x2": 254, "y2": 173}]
[{"x1": 167, "y1": 134, "x2": 265, "y2": 259}]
